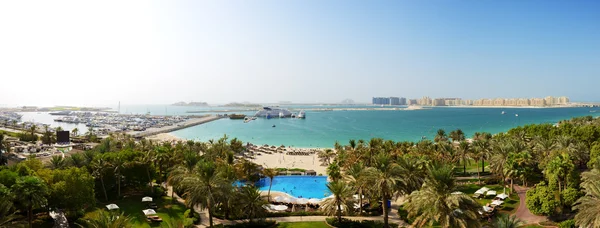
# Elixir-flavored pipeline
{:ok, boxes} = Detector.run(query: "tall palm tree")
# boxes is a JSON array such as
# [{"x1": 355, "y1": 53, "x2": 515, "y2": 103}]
[
  {"x1": 364, "y1": 154, "x2": 402, "y2": 228},
  {"x1": 71, "y1": 128, "x2": 79, "y2": 137},
  {"x1": 0, "y1": 134, "x2": 7, "y2": 166},
  {"x1": 29, "y1": 125, "x2": 37, "y2": 138},
  {"x1": 0, "y1": 184, "x2": 22, "y2": 228},
  {"x1": 457, "y1": 141, "x2": 471, "y2": 175},
  {"x1": 327, "y1": 162, "x2": 342, "y2": 182},
  {"x1": 110, "y1": 155, "x2": 126, "y2": 198},
  {"x1": 490, "y1": 140, "x2": 511, "y2": 193},
  {"x1": 181, "y1": 161, "x2": 227, "y2": 227},
  {"x1": 449, "y1": 129, "x2": 465, "y2": 143},
  {"x1": 320, "y1": 181, "x2": 354, "y2": 223},
  {"x1": 11, "y1": 176, "x2": 49, "y2": 228},
  {"x1": 238, "y1": 185, "x2": 268, "y2": 222},
  {"x1": 317, "y1": 148, "x2": 335, "y2": 165},
  {"x1": 435, "y1": 129, "x2": 448, "y2": 143},
  {"x1": 405, "y1": 164, "x2": 481, "y2": 228},
  {"x1": 11, "y1": 120, "x2": 17, "y2": 128},
  {"x1": 91, "y1": 158, "x2": 110, "y2": 201},
  {"x1": 77, "y1": 211, "x2": 132, "y2": 228},
  {"x1": 262, "y1": 168, "x2": 277, "y2": 201},
  {"x1": 545, "y1": 153, "x2": 574, "y2": 193},
  {"x1": 494, "y1": 214, "x2": 523, "y2": 228},
  {"x1": 344, "y1": 162, "x2": 368, "y2": 214},
  {"x1": 573, "y1": 161, "x2": 600, "y2": 228}
]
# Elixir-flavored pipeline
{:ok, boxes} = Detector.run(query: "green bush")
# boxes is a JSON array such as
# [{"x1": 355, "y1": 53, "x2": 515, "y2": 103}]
[
  {"x1": 561, "y1": 188, "x2": 581, "y2": 207},
  {"x1": 526, "y1": 182, "x2": 561, "y2": 216},
  {"x1": 326, "y1": 218, "x2": 399, "y2": 228},
  {"x1": 558, "y1": 219, "x2": 575, "y2": 228}
]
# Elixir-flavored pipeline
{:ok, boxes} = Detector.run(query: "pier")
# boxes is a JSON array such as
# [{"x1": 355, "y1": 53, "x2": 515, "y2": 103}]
[{"x1": 129, "y1": 115, "x2": 225, "y2": 138}]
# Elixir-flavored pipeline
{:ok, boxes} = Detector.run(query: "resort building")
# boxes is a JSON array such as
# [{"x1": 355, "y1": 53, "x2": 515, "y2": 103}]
[
  {"x1": 530, "y1": 98, "x2": 546, "y2": 106},
  {"x1": 433, "y1": 98, "x2": 445, "y2": 106},
  {"x1": 493, "y1": 98, "x2": 505, "y2": 106},
  {"x1": 558, "y1": 96, "x2": 569, "y2": 104},
  {"x1": 418, "y1": 96, "x2": 432, "y2": 106},
  {"x1": 408, "y1": 99, "x2": 418, "y2": 105},
  {"x1": 517, "y1": 98, "x2": 530, "y2": 106}
]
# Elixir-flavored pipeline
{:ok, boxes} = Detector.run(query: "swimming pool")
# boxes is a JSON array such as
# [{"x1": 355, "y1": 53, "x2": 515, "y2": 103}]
[{"x1": 257, "y1": 176, "x2": 331, "y2": 199}]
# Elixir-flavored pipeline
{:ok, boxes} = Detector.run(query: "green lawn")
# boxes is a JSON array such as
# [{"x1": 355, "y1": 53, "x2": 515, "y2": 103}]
[
  {"x1": 277, "y1": 222, "x2": 329, "y2": 228},
  {"x1": 84, "y1": 196, "x2": 187, "y2": 228},
  {"x1": 454, "y1": 159, "x2": 491, "y2": 175},
  {"x1": 456, "y1": 184, "x2": 519, "y2": 213}
]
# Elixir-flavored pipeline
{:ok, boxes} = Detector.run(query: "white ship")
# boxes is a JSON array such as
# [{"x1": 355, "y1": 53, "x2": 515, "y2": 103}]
[{"x1": 297, "y1": 110, "x2": 306, "y2": 119}]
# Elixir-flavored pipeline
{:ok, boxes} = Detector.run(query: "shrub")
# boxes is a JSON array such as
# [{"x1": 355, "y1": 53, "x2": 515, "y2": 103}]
[
  {"x1": 558, "y1": 219, "x2": 575, "y2": 228},
  {"x1": 326, "y1": 218, "x2": 399, "y2": 228},
  {"x1": 561, "y1": 188, "x2": 581, "y2": 207},
  {"x1": 526, "y1": 182, "x2": 561, "y2": 216}
]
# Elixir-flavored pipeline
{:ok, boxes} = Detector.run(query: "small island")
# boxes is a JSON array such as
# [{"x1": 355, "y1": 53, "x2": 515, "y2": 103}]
[{"x1": 171, "y1": 101, "x2": 209, "y2": 106}]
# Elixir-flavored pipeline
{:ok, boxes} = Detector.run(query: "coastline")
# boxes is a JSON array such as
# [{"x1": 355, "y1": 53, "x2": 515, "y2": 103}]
[
  {"x1": 424, "y1": 105, "x2": 578, "y2": 109},
  {"x1": 145, "y1": 133, "x2": 330, "y2": 175}
]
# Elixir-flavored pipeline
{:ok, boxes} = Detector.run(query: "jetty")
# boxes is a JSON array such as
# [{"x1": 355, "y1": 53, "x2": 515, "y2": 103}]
[{"x1": 129, "y1": 115, "x2": 224, "y2": 138}]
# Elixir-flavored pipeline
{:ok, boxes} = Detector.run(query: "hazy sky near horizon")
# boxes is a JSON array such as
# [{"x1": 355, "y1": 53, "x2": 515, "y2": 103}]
[{"x1": 1, "y1": 0, "x2": 599, "y2": 107}]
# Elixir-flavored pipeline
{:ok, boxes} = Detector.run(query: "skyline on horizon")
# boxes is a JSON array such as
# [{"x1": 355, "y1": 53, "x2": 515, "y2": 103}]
[{"x1": 1, "y1": 1, "x2": 599, "y2": 107}]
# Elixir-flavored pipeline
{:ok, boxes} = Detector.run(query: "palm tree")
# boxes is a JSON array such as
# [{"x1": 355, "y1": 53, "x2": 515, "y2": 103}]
[
  {"x1": 364, "y1": 154, "x2": 403, "y2": 228},
  {"x1": 110, "y1": 155, "x2": 126, "y2": 198},
  {"x1": 320, "y1": 181, "x2": 354, "y2": 223},
  {"x1": 49, "y1": 155, "x2": 65, "y2": 169},
  {"x1": 11, "y1": 176, "x2": 49, "y2": 228},
  {"x1": 181, "y1": 161, "x2": 227, "y2": 227},
  {"x1": 238, "y1": 185, "x2": 268, "y2": 222},
  {"x1": 0, "y1": 184, "x2": 22, "y2": 228},
  {"x1": 344, "y1": 162, "x2": 367, "y2": 214},
  {"x1": 327, "y1": 162, "x2": 342, "y2": 182},
  {"x1": 29, "y1": 125, "x2": 37, "y2": 138},
  {"x1": 11, "y1": 120, "x2": 17, "y2": 128},
  {"x1": 457, "y1": 141, "x2": 471, "y2": 175},
  {"x1": 77, "y1": 211, "x2": 132, "y2": 228},
  {"x1": 405, "y1": 164, "x2": 481, "y2": 228},
  {"x1": 490, "y1": 140, "x2": 511, "y2": 193},
  {"x1": 573, "y1": 161, "x2": 600, "y2": 228},
  {"x1": 0, "y1": 134, "x2": 7, "y2": 166},
  {"x1": 71, "y1": 128, "x2": 79, "y2": 137},
  {"x1": 67, "y1": 153, "x2": 86, "y2": 168},
  {"x1": 262, "y1": 168, "x2": 277, "y2": 201},
  {"x1": 435, "y1": 129, "x2": 448, "y2": 143},
  {"x1": 91, "y1": 158, "x2": 110, "y2": 201},
  {"x1": 449, "y1": 129, "x2": 465, "y2": 143},
  {"x1": 494, "y1": 214, "x2": 523, "y2": 228},
  {"x1": 317, "y1": 148, "x2": 335, "y2": 165}
]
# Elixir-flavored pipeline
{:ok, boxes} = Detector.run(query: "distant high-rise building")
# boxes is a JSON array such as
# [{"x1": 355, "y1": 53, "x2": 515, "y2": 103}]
[
  {"x1": 408, "y1": 99, "x2": 418, "y2": 105},
  {"x1": 390, "y1": 97, "x2": 400, "y2": 105},
  {"x1": 399, "y1": 97, "x2": 407, "y2": 105},
  {"x1": 433, "y1": 98, "x2": 445, "y2": 106},
  {"x1": 372, "y1": 97, "x2": 391, "y2": 105}
]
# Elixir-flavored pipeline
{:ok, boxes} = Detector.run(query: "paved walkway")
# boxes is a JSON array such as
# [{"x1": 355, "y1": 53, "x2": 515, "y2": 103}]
[{"x1": 512, "y1": 185, "x2": 547, "y2": 224}]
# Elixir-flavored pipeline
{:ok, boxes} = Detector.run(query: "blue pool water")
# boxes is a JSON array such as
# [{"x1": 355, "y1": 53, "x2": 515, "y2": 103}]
[{"x1": 257, "y1": 176, "x2": 331, "y2": 199}]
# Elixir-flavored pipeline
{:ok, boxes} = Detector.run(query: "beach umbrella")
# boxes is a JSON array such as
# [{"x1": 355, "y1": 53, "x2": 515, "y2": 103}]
[
  {"x1": 142, "y1": 196, "x2": 153, "y2": 202},
  {"x1": 480, "y1": 187, "x2": 490, "y2": 192},
  {"x1": 142, "y1": 209, "x2": 157, "y2": 216},
  {"x1": 486, "y1": 190, "x2": 497, "y2": 196},
  {"x1": 273, "y1": 205, "x2": 288, "y2": 211},
  {"x1": 451, "y1": 191, "x2": 464, "y2": 195},
  {"x1": 353, "y1": 203, "x2": 361, "y2": 209},
  {"x1": 308, "y1": 198, "x2": 322, "y2": 204},
  {"x1": 497, "y1": 193, "x2": 509, "y2": 200},
  {"x1": 284, "y1": 197, "x2": 298, "y2": 204},
  {"x1": 105, "y1": 204, "x2": 119, "y2": 210},
  {"x1": 296, "y1": 198, "x2": 309, "y2": 205},
  {"x1": 482, "y1": 206, "x2": 493, "y2": 213},
  {"x1": 491, "y1": 200, "x2": 504, "y2": 206},
  {"x1": 474, "y1": 189, "x2": 486, "y2": 195},
  {"x1": 273, "y1": 196, "x2": 288, "y2": 203}
]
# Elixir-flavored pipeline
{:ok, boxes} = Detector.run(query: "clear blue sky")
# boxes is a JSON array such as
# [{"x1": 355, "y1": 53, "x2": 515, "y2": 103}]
[{"x1": 0, "y1": 0, "x2": 598, "y2": 106}]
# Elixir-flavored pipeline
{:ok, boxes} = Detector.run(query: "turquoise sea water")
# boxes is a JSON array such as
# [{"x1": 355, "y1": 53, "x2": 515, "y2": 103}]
[
  {"x1": 257, "y1": 176, "x2": 331, "y2": 199},
  {"x1": 171, "y1": 107, "x2": 600, "y2": 148}
]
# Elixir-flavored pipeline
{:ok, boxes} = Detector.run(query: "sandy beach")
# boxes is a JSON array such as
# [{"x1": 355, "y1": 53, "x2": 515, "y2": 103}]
[
  {"x1": 146, "y1": 133, "x2": 182, "y2": 141},
  {"x1": 145, "y1": 133, "x2": 329, "y2": 174},
  {"x1": 251, "y1": 152, "x2": 328, "y2": 175}
]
